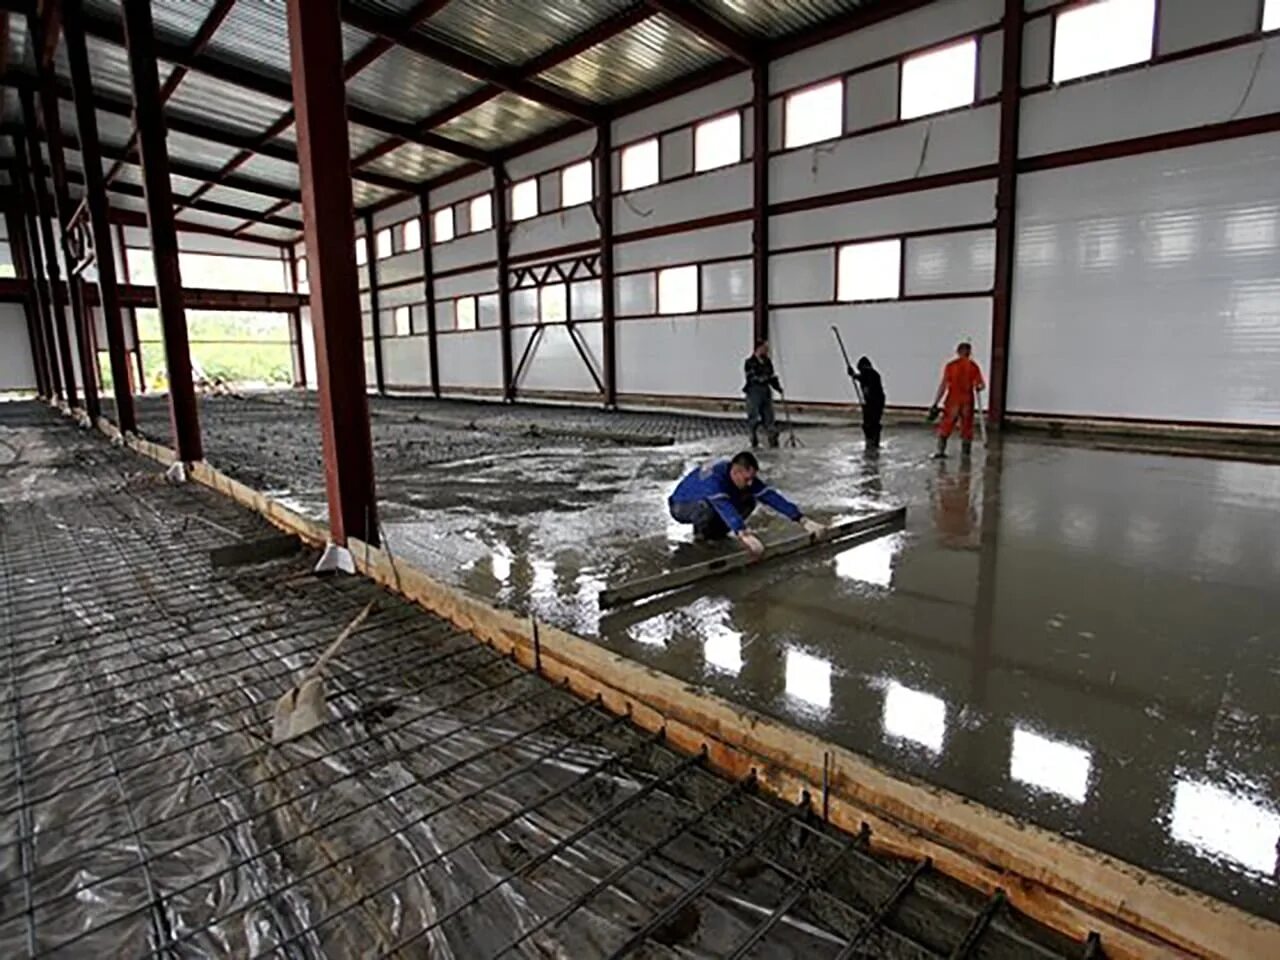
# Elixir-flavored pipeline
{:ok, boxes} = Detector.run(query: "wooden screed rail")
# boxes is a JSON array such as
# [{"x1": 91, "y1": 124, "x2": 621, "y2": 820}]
[{"x1": 598, "y1": 506, "x2": 907, "y2": 608}]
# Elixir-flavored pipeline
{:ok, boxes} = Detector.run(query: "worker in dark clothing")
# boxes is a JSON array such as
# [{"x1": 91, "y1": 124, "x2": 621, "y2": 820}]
[
  {"x1": 669, "y1": 451, "x2": 824, "y2": 557},
  {"x1": 847, "y1": 355, "x2": 885, "y2": 449},
  {"x1": 743, "y1": 340, "x2": 782, "y2": 449}
]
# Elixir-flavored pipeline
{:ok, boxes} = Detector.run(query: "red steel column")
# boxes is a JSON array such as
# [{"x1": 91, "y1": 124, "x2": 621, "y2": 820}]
[
  {"x1": 18, "y1": 97, "x2": 78, "y2": 409},
  {"x1": 12, "y1": 144, "x2": 61, "y2": 398},
  {"x1": 363, "y1": 213, "x2": 385, "y2": 394},
  {"x1": 597, "y1": 121, "x2": 617, "y2": 408},
  {"x1": 417, "y1": 191, "x2": 441, "y2": 397},
  {"x1": 122, "y1": 0, "x2": 202, "y2": 461},
  {"x1": 751, "y1": 60, "x2": 769, "y2": 344},
  {"x1": 64, "y1": 0, "x2": 137, "y2": 433},
  {"x1": 286, "y1": 0, "x2": 379, "y2": 546},
  {"x1": 988, "y1": 0, "x2": 1024, "y2": 425},
  {"x1": 287, "y1": 247, "x2": 307, "y2": 387},
  {"x1": 5, "y1": 206, "x2": 50, "y2": 397}
]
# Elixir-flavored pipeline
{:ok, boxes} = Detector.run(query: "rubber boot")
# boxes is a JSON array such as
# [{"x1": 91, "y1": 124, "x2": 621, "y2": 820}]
[
  {"x1": 750, "y1": 428, "x2": 759, "y2": 449},
  {"x1": 767, "y1": 431, "x2": 780, "y2": 449},
  {"x1": 932, "y1": 436, "x2": 947, "y2": 459},
  {"x1": 961, "y1": 439, "x2": 973, "y2": 458}
]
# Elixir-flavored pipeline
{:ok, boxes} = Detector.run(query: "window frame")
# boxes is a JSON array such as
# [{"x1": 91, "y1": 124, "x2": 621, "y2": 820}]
[
  {"x1": 401, "y1": 218, "x2": 422, "y2": 252},
  {"x1": 1050, "y1": 0, "x2": 1157, "y2": 85},
  {"x1": 560, "y1": 159, "x2": 594, "y2": 208},
  {"x1": 469, "y1": 193, "x2": 494, "y2": 233},
  {"x1": 837, "y1": 238, "x2": 904, "y2": 303},
  {"x1": 620, "y1": 137, "x2": 660, "y2": 192},
  {"x1": 432, "y1": 206, "x2": 455, "y2": 244},
  {"x1": 455, "y1": 295, "x2": 478, "y2": 331},
  {"x1": 355, "y1": 237, "x2": 368, "y2": 266},
  {"x1": 694, "y1": 111, "x2": 743, "y2": 173},
  {"x1": 899, "y1": 37, "x2": 979, "y2": 121},
  {"x1": 783, "y1": 78, "x2": 844, "y2": 150},
  {"x1": 511, "y1": 178, "x2": 539, "y2": 221},
  {"x1": 393, "y1": 305, "x2": 412, "y2": 337},
  {"x1": 657, "y1": 264, "x2": 700, "y2": 316},
  {"x1": 375, "y1": 227, "x2": 393, "y2": 260}
]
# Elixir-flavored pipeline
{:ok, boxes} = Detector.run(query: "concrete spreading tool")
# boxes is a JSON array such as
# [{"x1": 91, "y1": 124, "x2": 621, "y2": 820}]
[{"x1": 272, "y1": 599, "x2": 375, "y2": 743}]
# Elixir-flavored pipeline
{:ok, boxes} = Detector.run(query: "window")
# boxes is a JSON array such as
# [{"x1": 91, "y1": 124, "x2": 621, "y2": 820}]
[
  {"x1": 355, "y1": 237, "x2": 368, "y2": 266},
  {"x1": 470, "y1": 194, "x2": 493, "y2": 232},
  {"x1": 512, "y1": 179, "x2": 538, "y2": 221},
  {"x1": 401, "y1": 218, "x2": 422, "y2": 251},
  {"x1": 1267, "y1": 0, "x2": 1280, "y2": 31},
  {"x1": 838, "y1": 239, "x2": 902, "y2": 301},
  {"x1": 901, "y1": 39, "x2": 977, "y2": 120},
  {"x1": 784, "y1": 79, "x2": 842, "y2": 148},
  {"x1": 393, "y1": 305, "x2": 412, "y2": 337},
  {"x1": 561, "y1": 160, "x2": 593, "y2": 207},
  {"x1": 1053, "y1": 0, "x2": 1155, "y2": 84},
  {"x1": 375, "y1": 228, "x2": 393, "y2": 259},
  {"x1": 695, "y1": 112, "x2": 741, "y2": 172},
  {"x1": 433, "y1": 207, "x2": 454, "y2": 243},
  {"x1": 456, "y1": 296, "x2": 477, "y2": 331},
  {"x1": 295, "y1": 257, "x2": 309, "y2": 294},
  {"x1": 540, "y1": 283, "x2": 567, "y2": 324},
  {"x1": 621, "y1": 138, "x2": 659, "y2": 191},
  {"x1": 658, "y1": 265, "x2": 698, "y2": 315}
]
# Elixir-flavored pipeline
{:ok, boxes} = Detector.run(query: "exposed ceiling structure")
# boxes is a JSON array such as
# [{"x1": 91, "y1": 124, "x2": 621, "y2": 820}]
[{"x1": 0, "y1": 0, "x2": 902, "y2": 246}]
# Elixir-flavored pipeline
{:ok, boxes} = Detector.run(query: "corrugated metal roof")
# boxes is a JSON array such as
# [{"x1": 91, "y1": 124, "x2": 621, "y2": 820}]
[
  {"x1": 237, "y1": 222, "x2": 299, "y2": 243},
  {"x1": 83, "y1": 0, "x2": 218, "y2": 47},
  {"x1": 411, "y1": 0, "x2": 639, "y2": 68},
  {"x1": 170, "y1": 173, "x2": 209, "y2": 197},
  {"x1": 235, "y1": 153, "x2": 303, "y2": 190},
  {"x1": 346, "y1": 123, "x2": 391, "y2": 158},
  {"x1": 109, "y1": 194, "x2": 150, "y2": 215},
  {"x1": 360, "y1": 141, "x2": 464, "y2": 183},
  {"x1": 176, "y1": 207, "x2": 254, "y2": 232},
  {"x1": 536, "y1": 13, "x2": 723, "y2": 103},
  {"x1": 7, "y1": 15, "x2": 30, "y2": 73},
  {"x1": 166, "y1": 70, "x2": 291, "y2": 138},
  {"x1": 165, "y1": 129, "x2": 246, "y2": 170},
  {"x1": 351, "y1": 180, "x2": 397, "y2": 208},
  {"x1": 435, "y1": 92, "x2": 569, "y2": 150},
  {"x1": 346, "y1": 45, "x2": 483, "y2": 124},
  {"x1": 201, "y1": 184, "x2": 285, "y2": 214},
  {"x1": 700, "y1": 0, "x2": 878, "y2": 39},
  {"x1": 54, "y1": 36, "x2": 176, "y2": 103},
  {"x1": 205, "y1": 0, "x2": 374, "y2": 77}
]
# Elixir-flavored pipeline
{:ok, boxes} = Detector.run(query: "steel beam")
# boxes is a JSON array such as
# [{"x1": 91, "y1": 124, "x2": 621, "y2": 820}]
[
  {"x1": 363, "y1": 213, "x2": 385, "y2": 395},
  {"x1": 493, "y1": 164, "x2": 514, "y2": 402},
  {"x1": 286, "y1": 0, "x2": 379, "y2": 546},
  {"x1": 122, "y1": 0, "x2": 202, "y2": 461},
  {"x1": 19, "y1": 93, "x2": 78, "y2": 407},
  {"x1": 597, "y1": 122, "x2": 617, "y2": 407},
  {"x1": 4, "y1": 206, "x2": 50, "y2": 396},
  {"x1": 287, "y1": 247, "x2": 307, "y2": 388},
  {"x1": 751, "y1": 60, "x2": 768, "y2": 345},
  {"x1": 418, "y1": 192, "x2": 441, "y2": 397},
  {"x1": 988, "y1": 0, "x2": 1024, "y2": 426},
  {"x1": 64, "y1": 0, "x2": 136, "y2": 433}
]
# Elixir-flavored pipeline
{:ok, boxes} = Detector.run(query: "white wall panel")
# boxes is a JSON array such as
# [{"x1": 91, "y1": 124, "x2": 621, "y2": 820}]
[
  {"x1": 613, "y1": 164, "x2": 751, "y2": 235},
  {"x1": 363, "y1": 340, "x2": 377, "y2": 388},
  {"x1": 378, "y1": 251, "x2": 422, "y2": 288},
  {"x1": 124, "y1": 226, "x2": 282, "y2": 258},
  {"x1": 372, "y1": 197, "x2": 418, "y2": 230},
  {"x1": 512, "y1": 323, "x2": 603, "y2": 394},
  {"x1": 617, "y1": 313, "x2": 753, "y2": 398},
  {"x1": 1020, "y1": 38, "x2": 1280, "y2": 158},
  {"x1": 772, "y1": 0, "x2": 1003, "y2": 92},
  {"x1": 615, "y1": 222, "x2": 752, "y2": 273},
  {"x1": 772, "y1": 299, "x2": 993, "y2": 406},
  {"x1": 770, "y1": 249, "x2": 835, "y2": 304},
  {"x1": 509, "y1": 205, "x2": 598, "y2": 258},
  {"x1": 382, "y1": 335, "x2": 432, "y2": 389},
  {"x1": 0, "y1": 304, "x2": 36, "y2": 390},
  {"x1": 1158, "y1": 0, "x2": 1260, "y2": 56},
  {"x1": 1021, "y1": 13, "x2": 1052, "y2": 87},
  {"x1": 617, "y1": 273, "x2": 656, "y2": 316},
  {"x1": 1009, "y1": 133, "x2": 1280, "y2": 424},
  {"x1": 431, "y1": 169, "x2": 493, "y2": 209},
  {"x1": 506, "y1": 130, "x2": 595, "y2": 182},
  {"x1": 662, "y1": 128, "x2": 694, "y2": 180},
  {"x1": 436, "y1": 268, "x2": 497, "y2": 299},
  {"x1": 905, "y1": 229, "x2": 996, "y2": 294},
  {"x1": 978, "y1": 31, "x2": 1003, "y2": 99},
  {"x1": 438, "y1": 329, "x2": 502, "y2": 389},
  {"x1": 847, "y1": 63, "x2": 899, "y2": 133},
  {"x1": 771, "y1": 180, "x2": 997, "y2": 249},
  {"x1": 379, "y1": 279, "x2": 422, "y2": 309},
  {"x1": 702, "y1": 259, "x2": 754, "y2": 309},
  {"x1": 771, "y1": 104, "x2": 1000, "y2": 204},
  {"x1": 613, "y1": 73, "x2": 750, "y2": 144},
  {"x1": 434, "y1": 231, "x2": 497, "y2": 274}
]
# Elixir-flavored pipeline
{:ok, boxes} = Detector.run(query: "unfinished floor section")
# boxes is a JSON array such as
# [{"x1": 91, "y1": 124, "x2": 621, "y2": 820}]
[{"x1": 0, "y1": 402, "x2": 1088, "y2": 959}]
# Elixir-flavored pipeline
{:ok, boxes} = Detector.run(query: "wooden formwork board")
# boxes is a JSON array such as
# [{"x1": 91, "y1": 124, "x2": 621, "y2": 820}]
[{"x1": 83, "y1": 406, "x2": 1280, "y2": 960}]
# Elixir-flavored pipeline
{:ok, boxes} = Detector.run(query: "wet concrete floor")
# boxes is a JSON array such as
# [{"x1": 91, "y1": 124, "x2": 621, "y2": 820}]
[{"x1": 115, "y1": 391, "x2": 1280, "y2": 922}]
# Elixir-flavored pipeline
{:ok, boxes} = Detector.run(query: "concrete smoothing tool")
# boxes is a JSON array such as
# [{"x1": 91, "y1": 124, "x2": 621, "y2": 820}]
[{"x1": 272, "y1": 599, "x2": 375, "y2": 743}]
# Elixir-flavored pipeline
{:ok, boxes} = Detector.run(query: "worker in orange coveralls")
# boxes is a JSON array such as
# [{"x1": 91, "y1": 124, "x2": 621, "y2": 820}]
[{"x1": 926, "y1": 341, "x2": 985, "y2": 459}]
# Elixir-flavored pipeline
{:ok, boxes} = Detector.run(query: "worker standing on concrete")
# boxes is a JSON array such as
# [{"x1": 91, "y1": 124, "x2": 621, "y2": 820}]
[
  {"x1": 927, "y1": 341, "x2": 985, "y2": 458},
  {"x1": 669, "y1": 451, "x2": 824, "y2": 557},
  {"x1": 743, "y1": 340, "x2": 782, "y2": 448},
  {"x1": 848, "y1": 355, "x2": 885, "y2": 449}
]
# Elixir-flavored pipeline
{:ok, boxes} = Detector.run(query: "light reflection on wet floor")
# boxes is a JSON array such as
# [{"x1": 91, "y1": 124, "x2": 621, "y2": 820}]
[{"x1": 314, "y1": 425, "x2": 1278, "y2": 921}]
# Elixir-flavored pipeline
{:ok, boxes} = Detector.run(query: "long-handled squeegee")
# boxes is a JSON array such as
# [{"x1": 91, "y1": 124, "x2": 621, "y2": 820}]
[{"x1": 831, "y1": 326, "x2": 866, "y2": 408}]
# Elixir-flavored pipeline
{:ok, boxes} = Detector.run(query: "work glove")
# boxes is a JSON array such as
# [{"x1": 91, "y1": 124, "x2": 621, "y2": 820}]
[
  {"x1": 736, "y1": 532, "x2": 765, "y2": 558},
  {"x1": 846, "y1": 365, "x2": 856, "y2": 379},
  {"x1": 926, "y1": 405, "x2": 940, "y2": 423},
  {"x1": 800, "y1": 517, "x2": 825, "y2": 538},
  {"x1": 770, "y1": 378, "x2": 783, "y2": 393}
]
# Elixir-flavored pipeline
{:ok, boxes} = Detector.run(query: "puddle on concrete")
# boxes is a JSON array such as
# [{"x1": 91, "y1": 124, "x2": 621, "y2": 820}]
[{"x1": 376, "y1": 427, "x2": 1280, "y2": 922}]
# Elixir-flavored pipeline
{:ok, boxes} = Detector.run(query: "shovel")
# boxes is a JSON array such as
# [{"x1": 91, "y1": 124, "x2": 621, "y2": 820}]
[{"x1": 272, "y1": 599, "x2": 375, "y2": 743}]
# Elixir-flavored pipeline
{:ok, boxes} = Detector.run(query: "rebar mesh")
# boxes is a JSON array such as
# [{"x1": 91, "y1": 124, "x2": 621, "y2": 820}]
[{"x1": 0, "y1": 402, "x2": 1086, "y2": 959}]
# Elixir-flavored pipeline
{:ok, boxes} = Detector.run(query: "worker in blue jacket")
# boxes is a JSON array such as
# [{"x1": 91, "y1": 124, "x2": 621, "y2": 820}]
[{"x1": 669, "y1": 451, "x2": 825, "y2": 557}]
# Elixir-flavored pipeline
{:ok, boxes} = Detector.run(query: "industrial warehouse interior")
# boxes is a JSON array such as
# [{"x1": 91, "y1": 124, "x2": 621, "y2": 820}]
[{"x1": 0, "y1": 0, "x2": 1278, "y2": 957}]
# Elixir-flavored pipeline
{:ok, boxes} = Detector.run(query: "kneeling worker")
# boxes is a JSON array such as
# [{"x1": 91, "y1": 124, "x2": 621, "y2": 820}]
[{"x1": 669, "y1": 451, "x2": 824, "y2": 557}]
